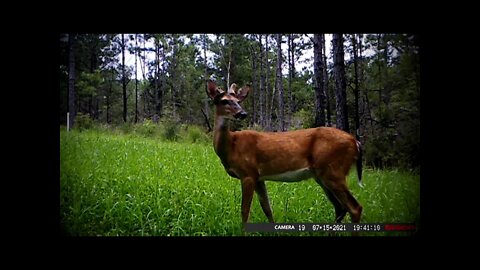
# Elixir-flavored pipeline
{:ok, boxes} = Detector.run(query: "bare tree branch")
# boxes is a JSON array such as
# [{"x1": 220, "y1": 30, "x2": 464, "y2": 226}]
[{"x1": 201, "y1": 108, "x2": 213, "y2": 132}]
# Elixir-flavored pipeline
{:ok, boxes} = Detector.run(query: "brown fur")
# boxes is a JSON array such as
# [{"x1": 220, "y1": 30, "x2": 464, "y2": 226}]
[
  {"x1": 220, "y1": 127, "x2": 358, "y2": 180},
  {"x1": 206, "y1": 79, "x2": 363, "y2": 230}
]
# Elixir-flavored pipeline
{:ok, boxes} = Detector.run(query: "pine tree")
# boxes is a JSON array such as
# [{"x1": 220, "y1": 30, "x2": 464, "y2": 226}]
[{"x1": 332, "y1": 33, "x2": 349, "y2": 132}]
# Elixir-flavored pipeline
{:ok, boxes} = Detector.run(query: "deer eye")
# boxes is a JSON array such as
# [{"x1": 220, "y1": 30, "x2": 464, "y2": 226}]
[{"x1": 221, "y1": 99, "x2": 229, "y2": 105}]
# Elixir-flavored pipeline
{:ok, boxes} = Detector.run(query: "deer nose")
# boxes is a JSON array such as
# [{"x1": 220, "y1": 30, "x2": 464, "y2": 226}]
[{"x1": 235, "y1": 111, "x2": 247, "y2": 119}]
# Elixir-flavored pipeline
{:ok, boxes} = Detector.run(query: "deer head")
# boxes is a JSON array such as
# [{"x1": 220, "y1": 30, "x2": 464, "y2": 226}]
[{"x1": 206, "y1": 80, "x2": 250, "y2": 120}]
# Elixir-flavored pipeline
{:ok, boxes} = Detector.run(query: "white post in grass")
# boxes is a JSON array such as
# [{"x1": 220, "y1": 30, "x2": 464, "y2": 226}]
[{"x1": 67, "y1": 112, "x2": 70, "y2": 132}]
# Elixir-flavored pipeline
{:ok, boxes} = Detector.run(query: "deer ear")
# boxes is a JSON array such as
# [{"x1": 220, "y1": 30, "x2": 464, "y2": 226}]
[
  {"x1": 236, "y1": 85, "x2": 251, "y2": 103},
  {"x1": 206, "y1": 80, "x2": 222, "y2": 100},
  {"x1": 228, "y1": 83, "x2": 238, "y2": 95}
]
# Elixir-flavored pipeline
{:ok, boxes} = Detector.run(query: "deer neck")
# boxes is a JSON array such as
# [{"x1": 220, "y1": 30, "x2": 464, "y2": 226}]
[{"x1": 213, "y1": 114, "x2": 232, "y2": 165}]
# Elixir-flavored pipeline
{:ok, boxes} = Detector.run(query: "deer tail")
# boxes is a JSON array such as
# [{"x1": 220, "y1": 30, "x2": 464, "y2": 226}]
[{"x1": 356, "y1": 140, "x2": 364, "y2": 188}]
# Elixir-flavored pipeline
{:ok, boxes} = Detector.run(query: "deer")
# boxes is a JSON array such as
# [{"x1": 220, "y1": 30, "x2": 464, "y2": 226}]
[{"x1": 206, "y1": 79, "x2": 363, "y2": 232}]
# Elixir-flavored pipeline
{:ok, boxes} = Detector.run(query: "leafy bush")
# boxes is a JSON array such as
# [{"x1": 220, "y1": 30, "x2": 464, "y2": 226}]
[
  {"x1": 135, "y1": 119, "x2": 156, "y2": 137},
  {"x1": 364, "y1": 134, "x2": 397, "y2": 169},
  {"x1": 249, "y1": 123, "x2": 264, "y2": 132},
  {"x1": 188, "y1": 126, "x2": 202, "y2": 143},
  {"x1": 161, "y1": 120, "x2": 179, "y2": 141},
  {"x1": 74, "y1": 112, "x2": 94, "y2": 131},
  {"x1": 96, "y1": 123, "x2": 112, "y2": 133},
  {"x1": 187, "y1": 126, "x2": 210, "y2": 144},
  {"x1": 292, "y1": 109, "x2": 314, "y2": 129},
  {"x1": 120, "y1": 122, "x2": 133, "y2": 134}
]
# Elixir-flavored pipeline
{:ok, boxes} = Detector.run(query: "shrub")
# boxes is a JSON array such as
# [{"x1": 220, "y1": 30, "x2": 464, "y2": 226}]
[
  {"x1": 249, "y1": 123, "x2": 264, "y2": 132},
  {"x1": 74, "y1": 112, "x2": 94, "y2": 131},
  {"x1": 135, "y1": 119, "x2": 156, "y2": 137},
  {"x1": 120, "y1": 122, "x2": 133, "y2": 134},
  {"x1": 292, "y1": 109, "x2": 314, "y2": 129},
  {"x1": 187, "y1": 126, "x2": 210, "y2": 144},
  {"x1": 161, "y1": 120, "x2": 179, "y2": 141},
  {"x1": 96, "y1": 123, "x2": 112, "y2": 133}
]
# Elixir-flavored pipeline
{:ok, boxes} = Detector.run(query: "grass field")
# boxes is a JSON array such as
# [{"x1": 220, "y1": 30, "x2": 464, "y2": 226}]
[{"x1": 60, "y1": 128, "x2": 420, "y2": 236}]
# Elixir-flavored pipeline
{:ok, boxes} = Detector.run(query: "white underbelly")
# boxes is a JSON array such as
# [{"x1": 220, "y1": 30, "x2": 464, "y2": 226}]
[{"x1": 259, "y1": 167, "x2": 313, "y2": 182}]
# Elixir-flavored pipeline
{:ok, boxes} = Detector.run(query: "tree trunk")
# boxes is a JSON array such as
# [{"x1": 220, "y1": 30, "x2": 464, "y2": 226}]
[
  {"x1": 222, "y1": 35, "x2": 232, "y2": 89},
  {"x1": 95, "y1": 99, "x2": 99, "y2": 121},
  {"x1": 322, "y1": 34, "x2": 331, "y2": 127},
  {"x1": 377, "y1": 34, "x2": 382, "y2": 121},
  {"x1": 90, "y1": 39, "x2": 98, "y2": 120},
  {"x1": 121, "y1": 34, "x2": 127, "y2": 123},
  {"x1": 357, "y1": 34, "x2": 367, "y2": 149},
  {"x1": 88, "y1": 97, "x2": 93, "y2": 118},
  {"x1": 171, "y1": 39, "x2": 177, "y2": 120},
  {"x1": 332, "y1": 33, "x2": 349, "y2": 132},
  {"x1": 259, "y1": 34, "x2": 265, "y2": 128},
  {"x1": 227, "y1": 51, "x2": 231, "y2": 90},
  {"x1": 313, "y1": 34, "x2": 326, "y2": 127},
  {"x1": 359, "y1": 34, "x2": 371, "y2": 133},
  {"x1": 107, "y1": 69, "x2": 112, "y2": 124},
  {"x1": 155, "y1": 39, "x2": 160, "y2": 119},
  {"x1": 276, "y1": 34, "x2": 285, "y2": 131},
  {"x1": 68, "y1": 34, "x2": 76, "y2": 128},
  {"x1": 251, "y1": 35, "x2": 257, "y2": 126},
  {"x1": 287, "y1": 34, "x2": 292, "y2": 128},
  {"x1": 269, "y1": 79, "x2": 276, "y2": 131},
  {"x1": 383, "y1": 34, "x2": 389, "y2": 107},
  {"x1": 201, "y1": 108, "x2": 212, "y2": 132},
  {"x1": 227, "y1": 50, "x2": 232, "y2": 88},
  {"x1": 203, "y1": 34, "x2": 210, "y2": 130},
  {"x1": 135, "y1": 34, "x2": 139, "y2": 123},
  {"x1": 160, "y1": 38, "x2": 167, "y2": 119},
  {"x1": 352, "y1": 34, "x2": 360, "y2": 139},
  {"x1": 290, "y1": 35, "x2": 296, "y2": 112},
  {"x1": 154, "y1": 38, "x2": 163, "y2": 120},
  {"x1": 140, "y1": 34, "x2": 147, "y2": 120},
  {"x1": 265, "y1": 35, "x2": 271, "y2": 131}
]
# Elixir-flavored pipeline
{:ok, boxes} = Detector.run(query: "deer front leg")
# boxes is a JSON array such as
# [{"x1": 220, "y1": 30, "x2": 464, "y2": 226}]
[{"x1": 241, "y1": 177, "x2": 256, "y2": 228}]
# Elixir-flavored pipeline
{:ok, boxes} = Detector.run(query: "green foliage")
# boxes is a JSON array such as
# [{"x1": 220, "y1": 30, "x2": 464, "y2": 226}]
[
  {"x1": 96, "y1": 123, "x2": 112, "y2": 133},
  {"x1": 292, "y1": 108, "x2": 315, "y2": 129},
  {"x1": 60, "y1": 33, "x2": 420, "y2": 170},
  {"x1": 134, "y1": 119, "x2": 157, "y2": 137},
  {"x1": 74, "y1": 112, "x2": 94, "y2": 131},
  {"x1": 364, "y1": 134, "x2": 392, "y2": 169},
  {"x1": 249, "y1": 123, "x2": 264, "y2": 132},
  {"x1": 161, "y1": 119, "x2": 180, "y2": 141},
  {"x1": 119, "y1": 122, "x2": 134, "y2": 134},
  {"x1": 60, "y1": 130, "x2": 420, "y2": 236},
  {"x1": 340, "y1": 33, "x2": 420, "y2": 169},
  {"x1": 292, "y1": 72, "x2": 315, "y2": 113},
  {"x1": 186, "y1": 125, "x2": 210, "y2": 144},
  {"x1": 76, "y1": 70, "x2": 103, "y2": 96}
]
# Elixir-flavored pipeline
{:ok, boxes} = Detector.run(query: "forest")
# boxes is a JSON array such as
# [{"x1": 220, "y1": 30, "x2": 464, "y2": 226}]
[
  {"x1": 59, "y1": 33, "x2": 420, "y2": 170},
  {"x1": 60, "y1": 33, "x2": 420, "y2": 236}
]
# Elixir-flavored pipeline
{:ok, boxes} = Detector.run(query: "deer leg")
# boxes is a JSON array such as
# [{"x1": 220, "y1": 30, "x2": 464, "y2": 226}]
[
  {"x1": 255, "y1": 181, "x2": 274, "y2": 223},
  {"x1": 241, "y1": 177, "x2": 256, "y2": 226},
  {"x1": 321, "y1": 176, "x2": 363, "y2": 224},
  {"x1": 314, "y1": 177, "x2": 347, "y2": 223}
]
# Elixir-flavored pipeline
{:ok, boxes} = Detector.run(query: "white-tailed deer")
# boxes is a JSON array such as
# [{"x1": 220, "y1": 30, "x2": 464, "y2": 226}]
[{"x1": 206, "y1": 79, "x2": 363, "y2": 230}]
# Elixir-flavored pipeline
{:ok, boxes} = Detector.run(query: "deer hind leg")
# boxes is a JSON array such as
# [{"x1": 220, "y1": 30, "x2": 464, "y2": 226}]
[
  {"x1": 314, "y1": 177, "x2": 347, "y2": 223},
  {"x1": 315, "y1": 169, "x2": 362, "y2": 223},
  {"x1": 255, "y1": 181, "x2": 274, "y2": 223}
]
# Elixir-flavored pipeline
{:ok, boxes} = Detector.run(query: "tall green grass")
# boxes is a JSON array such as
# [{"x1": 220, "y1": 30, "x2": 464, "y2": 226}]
[{"x1": 60, "y1": 129, "x2": 420, "y2": 236}]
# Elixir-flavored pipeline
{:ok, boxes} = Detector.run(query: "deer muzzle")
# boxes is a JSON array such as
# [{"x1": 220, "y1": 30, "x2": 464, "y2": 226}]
[{"x1": 235, "y1": 111, "x2": 248, "y2": 120}]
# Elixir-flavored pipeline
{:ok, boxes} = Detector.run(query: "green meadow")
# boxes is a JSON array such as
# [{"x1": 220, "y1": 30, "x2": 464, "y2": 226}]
[{"x1": 60, "y1": 129, "x2": 420, "y2": 236}]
